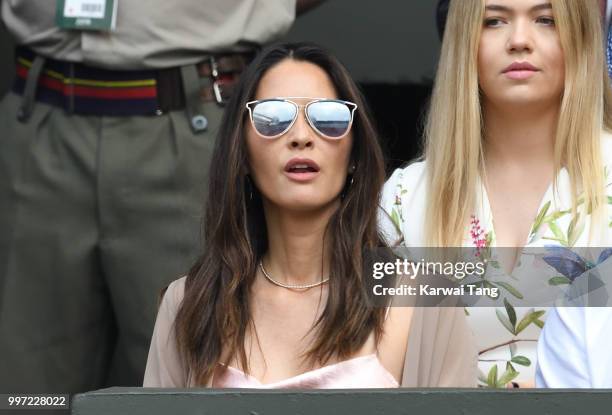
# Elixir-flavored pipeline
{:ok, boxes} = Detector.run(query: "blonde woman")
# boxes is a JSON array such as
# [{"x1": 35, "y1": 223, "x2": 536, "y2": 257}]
[{"x1": 381, "y1": 0, "x2": 612, "y2": 387}]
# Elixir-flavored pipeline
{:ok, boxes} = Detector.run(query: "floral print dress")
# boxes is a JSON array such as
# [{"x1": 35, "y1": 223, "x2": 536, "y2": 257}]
[{"x1": 379, "y1": 133, "x2": 612, "y2": 387}]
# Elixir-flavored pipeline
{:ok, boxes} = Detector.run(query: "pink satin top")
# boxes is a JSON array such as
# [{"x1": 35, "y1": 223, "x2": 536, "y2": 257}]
[
  {"x1": 144, "y1": 277, "x2": 479, "y2": 388},
  {"x1": 212, "y1": 353, "x2": 399, "y2": 389}
]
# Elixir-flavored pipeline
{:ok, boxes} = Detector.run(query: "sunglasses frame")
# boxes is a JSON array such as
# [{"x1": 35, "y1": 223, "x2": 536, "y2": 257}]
[{"x1": 245, "y1": 97, "x2": 358, "y2": 140}]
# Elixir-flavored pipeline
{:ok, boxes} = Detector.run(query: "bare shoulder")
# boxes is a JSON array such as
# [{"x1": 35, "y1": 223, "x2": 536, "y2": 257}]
[
  {"x1": 382, "y1": 306, "x2": 414, "y2": 354},
  {"x1": 376, "y1": 306, "x2": 414, "y2": 381}
]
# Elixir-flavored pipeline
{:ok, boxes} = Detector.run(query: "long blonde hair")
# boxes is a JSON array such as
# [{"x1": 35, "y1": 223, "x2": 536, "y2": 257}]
[{"x1": 424, "y1": 0, "x2": 612, "y2": 246}]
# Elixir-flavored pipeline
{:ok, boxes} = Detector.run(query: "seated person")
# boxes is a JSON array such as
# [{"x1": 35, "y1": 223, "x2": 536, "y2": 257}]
[{"x1": 143, "y1": 42, "x2": 476, "y2": 388}]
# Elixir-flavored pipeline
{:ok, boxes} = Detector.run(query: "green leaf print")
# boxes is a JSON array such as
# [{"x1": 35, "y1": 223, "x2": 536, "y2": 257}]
[
  {"x1": 544, "y1": 209, "x2": 571, "y2": 223},
  {"x1": 390, "y1": 208, "x2": 401, "y2": 232},
  {"x1": 487, "y1": 365, "x2": 498, "y2": 388},
  {"x1": 567, "y1": 213, "x2": 585, "y2": 247},
  {"x1": 515, "y1": 309, "x2": 546, "y2": 335},
  {"x1": 530, "y1": 201, "x2": 551, "y2": 238},
  {"x1": 509, "y1": 342, "x2": 517, "y2": 358},
  {"x1": 566, "y1": 213, "x2": 578, "y2": 245},
  {"x1": 549, "y1": 276, "x2": 571, "y2": 286},
  {"x1": 495, "y1": 282, "x2": 524, "y2": 299},
  {"x1": 510, "y1": 356, "x2": 531, "y2": 367},
  {"x1": 504, "y1": 298, "x2": 517, "y2": 327},
  {"x1": 497, "y1": 365, "x2": 519, "y2": 387},
  {"x1": 485, "y1": 231, "x2": 494, "y2": 247},
  {"x1": 546, "y1": 221, "x2": 568, "y2": 246},
  {"x1": 496, "y1": 308, "x2": 515, "y2": 335}
]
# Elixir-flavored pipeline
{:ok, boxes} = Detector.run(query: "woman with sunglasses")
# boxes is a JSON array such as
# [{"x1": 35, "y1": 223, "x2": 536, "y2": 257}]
[
  {"x1": 381, "y1": 0, "x2": 612, "y2": 387},
  {"x1": 143, "y1": 42, "x2": 476, "y2": 388}
]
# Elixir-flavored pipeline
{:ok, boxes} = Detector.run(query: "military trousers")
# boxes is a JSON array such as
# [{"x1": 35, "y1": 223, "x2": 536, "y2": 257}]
[{"x1": 0, "y1": 89, "x2": 222, "y2": 394}]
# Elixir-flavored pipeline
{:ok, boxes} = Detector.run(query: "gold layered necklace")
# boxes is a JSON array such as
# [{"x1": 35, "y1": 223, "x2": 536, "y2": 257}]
[{"x1": 258, "y1": 261, "x2": 329, "y2": 290}]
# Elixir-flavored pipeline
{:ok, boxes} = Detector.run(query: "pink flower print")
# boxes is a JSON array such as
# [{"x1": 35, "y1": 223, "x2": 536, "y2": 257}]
[{"x1": 470, "y1": 215, "x2": 487, "y2": 256}]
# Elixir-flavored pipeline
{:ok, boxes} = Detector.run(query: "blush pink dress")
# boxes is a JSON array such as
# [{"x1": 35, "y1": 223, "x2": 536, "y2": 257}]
[
  {"x1": 212, "y1": 354, "x2": 398, "y2": 388},
  {"x1": 143, "y1": 277, "x2": 478, "y2": 388}
]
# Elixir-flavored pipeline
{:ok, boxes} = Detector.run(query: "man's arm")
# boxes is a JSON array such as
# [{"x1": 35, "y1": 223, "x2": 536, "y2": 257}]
[{"x1": 296, "y1": 0, "x2": 327, "y2": 16}]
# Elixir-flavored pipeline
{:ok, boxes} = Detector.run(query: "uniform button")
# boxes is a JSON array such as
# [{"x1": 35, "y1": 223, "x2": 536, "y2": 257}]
[
  {"x1": 191, "y1": 115, "x2": 208, "y2": 131},
  {"x1": 17, "y1": 107, "x2": 27, "y2": 122}
]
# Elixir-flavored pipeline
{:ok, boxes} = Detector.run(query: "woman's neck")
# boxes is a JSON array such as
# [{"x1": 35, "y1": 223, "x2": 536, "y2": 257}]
[
  {"x1": 483, "y1": 100, "x2": 558, "y2": 166},
  {"x1": 261, "y1": 200, "x2": 338, "y2": 286}
]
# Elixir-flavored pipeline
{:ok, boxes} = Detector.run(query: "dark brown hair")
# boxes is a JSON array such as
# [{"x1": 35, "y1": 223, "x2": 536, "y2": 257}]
[{"x1": 174, "y1": 42, "x2": 387, "y2": 385}]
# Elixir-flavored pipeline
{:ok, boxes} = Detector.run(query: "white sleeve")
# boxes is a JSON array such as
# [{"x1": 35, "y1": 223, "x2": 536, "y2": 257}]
[{"x1": 536, "y1": 307, "x2": 590, "y2": 388}]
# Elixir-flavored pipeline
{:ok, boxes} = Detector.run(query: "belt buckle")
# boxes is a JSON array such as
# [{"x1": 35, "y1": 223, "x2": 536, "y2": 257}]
[
  {"x1": 212, "y1": 80, "x2": 228, "y2": 106},
  {"x1": 209, "y1": 56, "x2": 228, "y2": 106}
]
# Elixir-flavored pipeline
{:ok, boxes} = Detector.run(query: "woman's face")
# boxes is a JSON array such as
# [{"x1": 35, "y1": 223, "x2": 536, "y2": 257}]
[
  {"x1": 245, "y1": 59, "x2": 354, "y2": 213},
  {"x1": 478, "y1": 0, "x2": 565, "y2": 109}
]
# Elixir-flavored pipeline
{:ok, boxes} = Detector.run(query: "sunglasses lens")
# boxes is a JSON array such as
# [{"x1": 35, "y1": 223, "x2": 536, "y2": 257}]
[
  {"x1": 251, "y1": 101, "x2": 297, "y2": 137},
  {"x1": 307, "y1": 101, "x2": 352, "y2": 138}
]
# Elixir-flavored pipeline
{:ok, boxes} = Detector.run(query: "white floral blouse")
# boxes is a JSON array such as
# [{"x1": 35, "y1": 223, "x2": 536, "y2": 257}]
[{"x1": 379, "y1": 132, "x2": 612, "y2": 387}]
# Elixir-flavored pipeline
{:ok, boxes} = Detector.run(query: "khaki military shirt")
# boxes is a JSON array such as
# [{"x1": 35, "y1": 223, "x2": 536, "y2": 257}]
[{"x1": 2, "y1": 0, "x2": 296, "y2": 69}]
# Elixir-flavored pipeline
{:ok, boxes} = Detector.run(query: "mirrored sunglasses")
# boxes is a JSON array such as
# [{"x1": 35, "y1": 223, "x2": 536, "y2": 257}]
[{"x1": 245, "y1": 98, "x2": 357, "y2": 139}]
